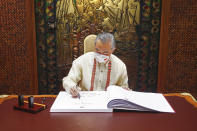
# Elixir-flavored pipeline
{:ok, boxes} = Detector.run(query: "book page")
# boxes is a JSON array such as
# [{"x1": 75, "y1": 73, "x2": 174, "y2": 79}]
[
  {"x1": 50, "y1": 91, "x2": 112, "y2": 112},
  {"x1": 107, "y1": 85, "x2": 175, "y2": 113},
  {"x1": 107, "y1": 85, "x2": 132, "y2": 101},
  {"x1": 127, "y1": 91, "x2": 174, "y2": 112}
]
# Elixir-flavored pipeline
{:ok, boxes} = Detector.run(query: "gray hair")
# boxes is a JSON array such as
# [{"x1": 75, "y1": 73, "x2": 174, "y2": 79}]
[{"x1": 95, "y1": 32, "x2": 116, "y2": 49}]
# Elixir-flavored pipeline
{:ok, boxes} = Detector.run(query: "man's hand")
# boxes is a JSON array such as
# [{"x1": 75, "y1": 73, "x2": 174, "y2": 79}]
[
  {"x1": 122, "y1": 86, "x2": 131, "y2": 90},
  {"x1": 70, "y1": 86, "x2": 81, "y2": 97}
]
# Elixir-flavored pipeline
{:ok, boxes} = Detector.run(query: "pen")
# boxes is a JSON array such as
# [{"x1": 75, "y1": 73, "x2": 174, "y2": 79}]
[
  {"x1": 77, "y1": 93, "x2": 81, "y2": 99},
  {"x1": 24, "y1": 101, "x2": 46, "y2": 107}
]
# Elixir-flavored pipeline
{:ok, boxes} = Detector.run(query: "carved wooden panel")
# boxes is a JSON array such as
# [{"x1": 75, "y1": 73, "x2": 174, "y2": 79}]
[
  {"x1": 158, "y1": 0, "x2": 197, "y2": 98},
  {"x1": 35, "y1": 0, "x2": 161, "y2": 93},
  {"x1": 55, "y1": 0, "x2": 140, "y2": 89},
  {"x1": 0, "y1": 1, "x2": 38, "y2": 94}
]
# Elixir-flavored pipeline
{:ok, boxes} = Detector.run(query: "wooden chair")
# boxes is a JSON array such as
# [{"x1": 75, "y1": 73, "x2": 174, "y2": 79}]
[{"x1": 83, "y1": 34, "x2": 97, "y2": 54}]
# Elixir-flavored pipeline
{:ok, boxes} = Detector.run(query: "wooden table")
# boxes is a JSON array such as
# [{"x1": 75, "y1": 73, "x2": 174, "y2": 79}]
[{"x1": 0, "y1": 94, "x2": 197, "y2": 131}]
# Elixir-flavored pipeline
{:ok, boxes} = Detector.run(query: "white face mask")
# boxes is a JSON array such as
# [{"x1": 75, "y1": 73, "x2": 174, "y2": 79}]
[{"x1": 95, "y1": 53, "x2": 109, "y2": 63}]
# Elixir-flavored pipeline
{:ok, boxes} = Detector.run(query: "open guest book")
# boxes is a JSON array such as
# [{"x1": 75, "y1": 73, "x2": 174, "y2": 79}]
[{"x1": 50, "y1": 85, "x2": 175, "y2": 113}]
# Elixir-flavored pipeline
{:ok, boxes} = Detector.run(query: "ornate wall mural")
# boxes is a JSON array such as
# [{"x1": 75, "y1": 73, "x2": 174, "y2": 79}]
[
  {"x1": 35, "y1": 0, "x2": 161, "y2": 94},
  {"x1": 56, "y1": 0, "x2": 140, "y2": 91},
  {"x1": 56, "y1": 0, "x2": 140, "y2": 58}
]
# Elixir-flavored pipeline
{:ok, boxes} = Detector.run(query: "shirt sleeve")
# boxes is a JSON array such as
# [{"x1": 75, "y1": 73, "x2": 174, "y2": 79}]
[
  {"x1": 62, "y1": 59, "x2": 82, "y2": 93},
  {"x1": 117, "y1": 64, "x2": 129, "y2": 89}
]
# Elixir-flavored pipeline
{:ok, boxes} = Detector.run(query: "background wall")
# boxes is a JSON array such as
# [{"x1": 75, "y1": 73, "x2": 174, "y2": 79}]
[
  {"x1": 158, "y1": 0, "x2": 197, "y2": 98},
  {"x1": 1, "y1": 0, "x2": 196, "y2": 99},
  {"x1": 0, "y1": 0, "x2": 38, "y2": 94}
]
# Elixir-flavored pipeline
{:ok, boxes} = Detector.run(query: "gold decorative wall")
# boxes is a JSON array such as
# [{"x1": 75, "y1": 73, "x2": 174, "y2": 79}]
[
  {"x1": 56, "y1": 0, "x2": 140, "y2": 89},
  {"x1": 35, "y1": 0, "x2": 161, "y2": 93}
]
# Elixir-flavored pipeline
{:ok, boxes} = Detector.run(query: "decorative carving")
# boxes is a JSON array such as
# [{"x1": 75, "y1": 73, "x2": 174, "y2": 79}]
[
  {"x1": 35, "y1": 0, "x2": 161, "y2": 93},
  {"x1": 56, "y1": 0, "x2": 140, "y2": 89}
]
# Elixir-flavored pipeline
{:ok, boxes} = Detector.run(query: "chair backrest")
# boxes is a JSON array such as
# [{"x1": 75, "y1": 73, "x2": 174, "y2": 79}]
[{"x1": 84, "y1": 34, "x2": 97, "y2": 54}]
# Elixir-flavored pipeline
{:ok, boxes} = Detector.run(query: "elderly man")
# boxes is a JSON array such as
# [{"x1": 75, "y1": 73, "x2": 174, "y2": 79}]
[{"x1": 63, "y1": 32, "x2": 129, "y2": 97}]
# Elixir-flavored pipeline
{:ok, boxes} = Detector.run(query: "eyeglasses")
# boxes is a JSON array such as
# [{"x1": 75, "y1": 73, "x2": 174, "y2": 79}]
[{"x1": 95, "y1": 48, "x2": 111, "y2": 56}]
